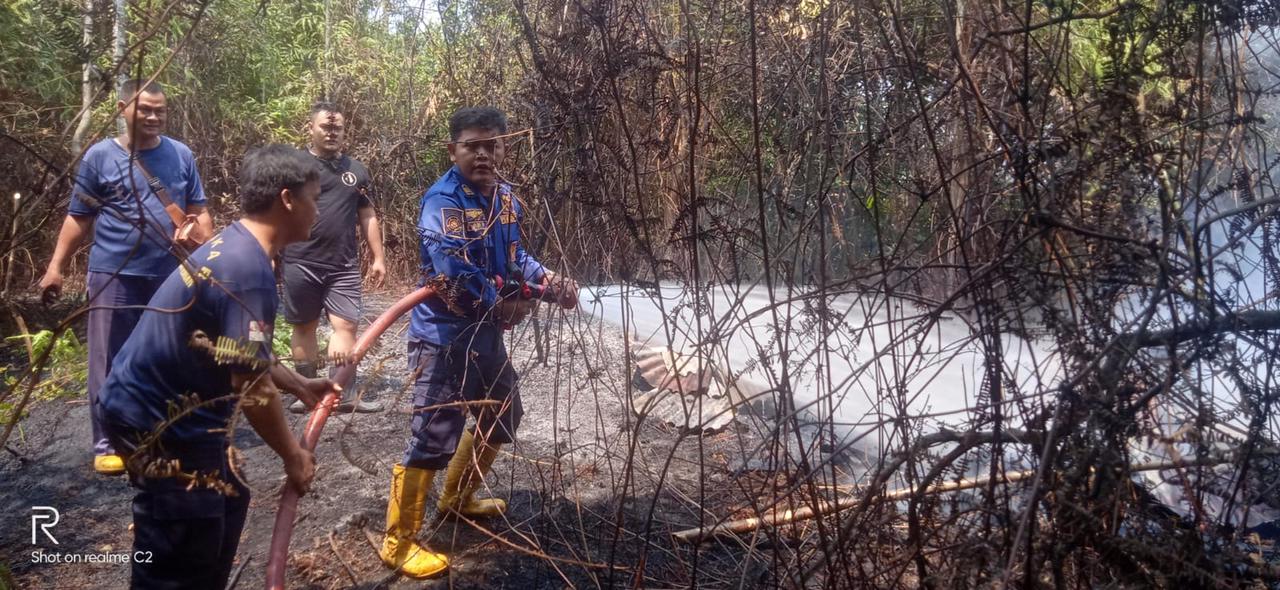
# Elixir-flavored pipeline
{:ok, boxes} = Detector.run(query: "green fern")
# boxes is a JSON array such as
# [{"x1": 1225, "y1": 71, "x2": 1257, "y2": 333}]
[{"x1": 0, "y1": 330, "x2": 86, "y2": 424}]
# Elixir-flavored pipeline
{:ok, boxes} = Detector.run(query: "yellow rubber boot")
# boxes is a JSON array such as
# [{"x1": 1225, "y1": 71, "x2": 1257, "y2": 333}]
[
  {"x1": 437, "y1": 430, "x2": 506, "y2": 518},
  {"x1": 93, "y1": 454, "x2": 125, "y2": 475},
  {"x1": 379, "y1": 465, "x2": 448, "y2": 578}
]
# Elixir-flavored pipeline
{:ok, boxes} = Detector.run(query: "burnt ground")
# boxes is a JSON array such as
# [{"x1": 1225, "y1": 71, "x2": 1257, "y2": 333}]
[{"x1": 0, "y1": 289, "x2": 802, "y2": 589}]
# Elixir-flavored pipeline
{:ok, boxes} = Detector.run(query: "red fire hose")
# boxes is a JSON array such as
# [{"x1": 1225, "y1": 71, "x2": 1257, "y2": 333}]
[
  {"x1": 264, "y1": 285, "x2": 436, "y2": 590},
  {"x1": 263, "y1": 280, "x2": 577, "y2": 589}
]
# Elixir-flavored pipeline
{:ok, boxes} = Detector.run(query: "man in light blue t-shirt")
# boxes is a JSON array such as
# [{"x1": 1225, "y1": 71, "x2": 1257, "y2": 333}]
[{"x1": 38, "y1": 79, "x2": 213, "y2": 475}]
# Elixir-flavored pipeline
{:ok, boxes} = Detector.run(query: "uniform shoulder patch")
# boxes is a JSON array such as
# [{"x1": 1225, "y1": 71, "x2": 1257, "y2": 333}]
[{"x1": 441, "y1": 207, "x2": 465, "y2": 237}]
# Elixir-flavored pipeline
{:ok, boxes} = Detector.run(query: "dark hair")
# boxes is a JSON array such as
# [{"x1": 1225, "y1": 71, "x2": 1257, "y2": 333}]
[
  {"x1": 449, "y1": 107, "x2": 507, "y2": 140},
  {"x1": 238, "y1": 145, "x2": 318, "y2": 215},
  {"x1": 119, "y1": 79, "x2": 164, "y2": 101},
  {"x1": 309, "y1": 100, "x2": 343, "y2": 119}
]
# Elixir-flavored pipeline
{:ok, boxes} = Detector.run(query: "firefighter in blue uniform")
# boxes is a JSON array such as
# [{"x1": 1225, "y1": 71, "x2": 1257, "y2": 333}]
[
  {"x1": 378, "y1": 107, "x2": 576, "y2": 578},
  {"x1": 97, "y1": 145, "x2": 339, "y2": 589}
]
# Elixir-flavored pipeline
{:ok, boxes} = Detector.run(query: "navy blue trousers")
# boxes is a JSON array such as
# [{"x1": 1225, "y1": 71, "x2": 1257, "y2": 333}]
[
  {"x1": 86, "y1": 271, "x2": 165, "y2": 455},
  {"x1": 403, "y1": 339, "x2": 523, "y2": 469},
  {"x1": 104, "y1": 422, "x2": 249, "y2": 590}
]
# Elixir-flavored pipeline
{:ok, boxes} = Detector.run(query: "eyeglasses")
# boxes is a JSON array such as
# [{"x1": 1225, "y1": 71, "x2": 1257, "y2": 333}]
[{"x1": 451, "y1": 139, "x2": 504, "y2": 152}]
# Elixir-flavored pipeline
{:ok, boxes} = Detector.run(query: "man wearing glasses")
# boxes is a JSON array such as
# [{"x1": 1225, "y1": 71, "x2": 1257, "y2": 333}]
[{"x1": 377, "y1": 106, "x2": 576, "y2": 578}]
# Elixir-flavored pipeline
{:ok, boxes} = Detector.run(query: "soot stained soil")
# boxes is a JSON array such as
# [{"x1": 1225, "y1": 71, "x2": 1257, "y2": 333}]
[{"x1": 1, "y1": 290, "x2": 787, "y2": 589}]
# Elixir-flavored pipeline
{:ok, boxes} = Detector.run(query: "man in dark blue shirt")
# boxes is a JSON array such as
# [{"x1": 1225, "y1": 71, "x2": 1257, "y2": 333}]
[
  {"x1": 38, "y1": 80, "x2": 213, "y2": 475},
  {"x1": 99, "y1": 145, "x2": 338, "y2": 590},
  {"x1": 378, "y1": 107, "x2": 577, "y2": 578}
]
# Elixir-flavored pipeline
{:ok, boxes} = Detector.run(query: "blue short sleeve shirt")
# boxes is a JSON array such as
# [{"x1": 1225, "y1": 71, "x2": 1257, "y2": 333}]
[{"x1": 69, "y1": 137, "x2": 207, "y2": 278}]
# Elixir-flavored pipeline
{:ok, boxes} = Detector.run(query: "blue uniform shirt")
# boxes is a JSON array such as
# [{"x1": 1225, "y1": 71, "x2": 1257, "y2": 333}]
[
  {"x1": 409, "y1": 166, "x2": 545, "y2": 347},
  {"x1": 99, "y1": 222, "x2": 276, "y2": 445},
  {"x1": 69, "y1": 137, "x2": 207, "y2": 278}
]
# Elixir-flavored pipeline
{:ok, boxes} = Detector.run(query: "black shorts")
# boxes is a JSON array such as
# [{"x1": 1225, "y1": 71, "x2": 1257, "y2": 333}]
[{"x1": 281, "y1": 261, "x2": 362, "y2": 325}]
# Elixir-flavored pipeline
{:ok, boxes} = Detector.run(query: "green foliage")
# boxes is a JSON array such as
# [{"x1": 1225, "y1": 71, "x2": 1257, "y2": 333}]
[
  {"x1": 2, "y1": 0, "x2": 1274, "y2": 290},
  {"x1": 1039, "y1": 0, "x2": 1191, "y2": 102},
  {"x1": 0, "y1": 559, "x2": 14, "y2": 590},
  {"x1": 0, "y1": 0, "x2": 82, "y2": 117},
  {"x1": 0, "y1": 330, "x2": 86, "y2": 425},
  {"x1": 272, "y1": 315, "x2": 293, "y2": 361},
  {"x1": 269, "y1": 315, "x2": 327, "y2": 366},
  {"x1": 1, "y1": 0, "x2": 542, "y2": 285}
]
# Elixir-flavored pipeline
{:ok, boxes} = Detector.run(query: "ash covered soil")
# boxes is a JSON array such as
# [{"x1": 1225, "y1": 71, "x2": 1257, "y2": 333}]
[{"x1": 1, "y1": 289, "x2": 789, "y2": 589}]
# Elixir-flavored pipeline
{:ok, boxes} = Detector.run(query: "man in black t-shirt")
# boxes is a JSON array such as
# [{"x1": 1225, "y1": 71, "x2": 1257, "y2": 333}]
[{"x1": 282, "y1": 101, "x2": 386, "y2": 413}]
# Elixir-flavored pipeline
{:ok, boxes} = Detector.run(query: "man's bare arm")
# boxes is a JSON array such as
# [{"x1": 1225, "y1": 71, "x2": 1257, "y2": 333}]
[
  {"x1": 267, "y1": 363, "x2": 339, "y2": 410},
  {"x1": 357, "y1": 205, "x2": 386, "y2": 289},
  {"x1": 233, "y1": 371, "x2": 315, "y2": 494},
  {"x1": 39, "y1": 214, "x2": 93, "y2": 303}
]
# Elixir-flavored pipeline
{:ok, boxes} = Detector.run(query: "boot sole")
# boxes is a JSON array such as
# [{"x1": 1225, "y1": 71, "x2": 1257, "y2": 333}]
[
  {"x1": 365, "y1": 529, "x2": 448, "y2": 579},
  {"x1": 436, "y1": 507, "x2": 506, "y2": 520}
]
